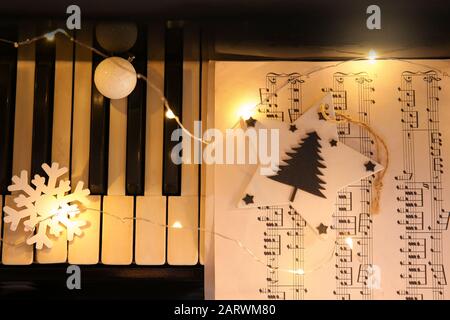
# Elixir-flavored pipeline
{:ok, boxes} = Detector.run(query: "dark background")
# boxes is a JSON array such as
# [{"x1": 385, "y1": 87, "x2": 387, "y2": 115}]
[{"x1": 1, "y1": 0, "x2": 450, "y2": 59}]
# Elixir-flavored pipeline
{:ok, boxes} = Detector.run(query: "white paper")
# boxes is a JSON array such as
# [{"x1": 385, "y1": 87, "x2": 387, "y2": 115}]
[
  {"x1": 237, "y1": 95, "x2": 383, "y2": 236},
  {"x1": 212, "y1": 60, "x2": 450, "y2": 300}
]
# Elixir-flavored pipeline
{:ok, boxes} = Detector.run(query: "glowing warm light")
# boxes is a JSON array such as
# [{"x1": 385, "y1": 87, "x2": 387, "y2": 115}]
[
  {"x1": 238, "y1": 103, "x2": 255, "y2": 120},
  {"x1": 345, "y1": 237, "x2": 354, "y2": 249},
  {"x1": 172, "y1": 221, "x2": 183, "y2": 229},
  {"x1": 166, "y1": 109, "x2": 176, "y2": 119},
  {"x1": 55, "y1": 206, "x2": 80, "y2": 218},
  {"x1": 94, "y1": 57, "x2": 137, "y2": 99},
  {"x1": 45, "y1": 32, "x2": 55, "y2": 41},
  {"x1": 368, "y1": 49, "x2": 377, "y2": 64},
  {"x1": 3, "y1": 162, "x2": 90, "y2": 249},
  {"x1": 290, "y1": 268, "x2": 305, "y2": 275}
]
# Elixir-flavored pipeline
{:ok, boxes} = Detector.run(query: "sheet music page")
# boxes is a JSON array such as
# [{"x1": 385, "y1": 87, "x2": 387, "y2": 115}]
[{"x1": 212, "y1": 60, "x2": 450, "y2": 300}]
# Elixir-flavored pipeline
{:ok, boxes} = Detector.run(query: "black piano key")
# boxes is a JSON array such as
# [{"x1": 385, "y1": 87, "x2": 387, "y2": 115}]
[
  {"x1": 31, "y1": 35, "x2": 56, "y2": 178},
  {"x1": 0, "y1": 27, "x2": 17, "y2": 194},
  {"x1": 162, "y1": 24, "x2": 183, "y2": 196},
  {"x1": 88, "y1": 37, "x2": 110, "y2": 195},
  {"x1": 125, "y1": 26, "x2": 147, "y2": 196}
]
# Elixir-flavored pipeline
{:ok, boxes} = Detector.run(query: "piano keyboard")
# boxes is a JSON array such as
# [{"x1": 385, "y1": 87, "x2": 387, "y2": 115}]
[{"x1": 0, "y1": 21, "x2": 207, "y2": 266}]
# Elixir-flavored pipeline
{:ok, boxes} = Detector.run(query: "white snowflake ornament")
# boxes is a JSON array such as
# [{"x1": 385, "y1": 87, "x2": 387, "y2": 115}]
[{"x1": 2, "y1": 162, "x2": 90, "y2": 249}]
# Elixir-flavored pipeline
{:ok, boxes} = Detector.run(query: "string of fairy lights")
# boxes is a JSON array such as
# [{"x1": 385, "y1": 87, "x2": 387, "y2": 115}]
[{"x1": 0, "y1": 27, "x2": 450, "y2": 275}]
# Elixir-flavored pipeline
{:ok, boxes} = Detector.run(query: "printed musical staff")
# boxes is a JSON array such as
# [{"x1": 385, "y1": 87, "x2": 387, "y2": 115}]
[
  {"x1": 357, "y1": 264, "x2": 373, "y2": 285},
  {"x1": 258, "y1": 73, "x2": 304, "y2": 122},
  {"x1": 396, "y1": 185, "x2": 424, "y2": 207},
  {"x1": 396, "y1": 290, "x2": 424, "y2": 300},
  {"x1": 250, "y1": 66, "x2": 449, "y2": 301},
  {"x1": 358, "y1": 213, "x2": 372, "y2": 235},
  {"x1": 257, "y1": 205, "x2": 308, "y2": 299},
  {"x1": 336, "y1": 266, "x2": 353, "y2": 286},
  {"x1": 400, "y1": 237, "x2": 427, "y2": 259},
  {"x1": 400, "y1": 263, "x2": 427, "y2": 286},
  {"x1": 287, "y1": 75, "x2": 302, "y2": 122},
  {"x1": 336, "y1": 238, "x2": 353, "y2": 263},
  {"x1": 437, "y1": 210, "x2": 450, "y2": 230},
  {"x1": 337, "y1": 192, "x2": 352, "y2": 211},
  {"x1": 334, "y1": 216, "x2": 357, "y2": 236},
  {"x1": 257, "y1": 72, "x2": 306, "y2": 299},
  {"x1": 212, "y1": 61, "x2": 450, "y2": 300},
  {"x1": 263, "y1": 234, "x2": 281, "y2": 256},
  {"x1": 397, "y1": 210, "x2": 424, "y2": 231},
  {"x1": 329, "y1": 72, "x2": 376, "y2": 300},
  {"x1": 430, "y1": 263, "x2": 447, "y2": 286},
  {"x1": 401, "y1": 110, "x2": 419, "y2": 129},
  {"x1": 258, "y1": 206, "x2": 284, "y2": 227},
  {"x1": 397, "y1": 70, "x2": 448, "y2": 300},
  {"x1": 398, "y1": 88, "x2": 415, "y2": 107}
]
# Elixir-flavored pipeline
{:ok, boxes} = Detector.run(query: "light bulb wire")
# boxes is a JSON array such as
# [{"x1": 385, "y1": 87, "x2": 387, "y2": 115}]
[{"x1": 0, "y1": 206, "x2": 336, "y2": 275}]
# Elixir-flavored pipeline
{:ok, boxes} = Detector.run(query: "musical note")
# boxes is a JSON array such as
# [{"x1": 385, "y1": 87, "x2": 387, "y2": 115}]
[
  {"x1": 337, "y1": 192, "x2": 353, "y2": 211},
  {"x1": 395, "y1": 171, "x2": 413, "y2": 181},
  {"x1": 396, "y1": 70, "x2": 447, "y2": 300},
  {"x1": 398, "y1": 88, "x2": 415, "y2": 107},
  {"x1": 401, "y1": 109, "x2": 419, "y2": 128},
  {"x1": 430, "y1": 263, "x2": 447, "y2": 285},
  {"x1": 257, "y1": 73, "x2": 308, "y2": 300},
  {"x1": 327, "y1": 72, "x2": 378, "y2": 300},
  {"x1": 253, "y1": 67, "x2": 450, "y2": 301},
  {"x1": 336, "y1": 266, "x2": 353, "y2": 285}
]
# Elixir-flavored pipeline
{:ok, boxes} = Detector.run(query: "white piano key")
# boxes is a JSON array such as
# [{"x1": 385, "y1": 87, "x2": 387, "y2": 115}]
[
  {"x1": 107, "y1": 98, "x2": 127, "y2": 196},
  {"x1": 2, "y1": 26, "x2": 35, "y2": 265},
  {"x1": 168, "y1": 196, "x2": 198, "y2": 265},
  {"x1": 167, "y1": 25, "x2": 200, "y2": 265},
  {"x1": 103, "y1": 93, "x2": 132, "y2": 264},
  {"x1": 135, "y1": 196, "x2": 166, "y2": 265},
  {"x1": 68, "y1": 195, "x2": 101, "y2": 264},
  {"x1": 101, "y1": 195, "x2": 134, "y2": 265},
  {"x1": 68, "y1": 25, "x2": 101, "y2": 264},
  {"x1": 135, "y1": 24, "x2": 167, "y2": 265},
  {"x1": 36, "y1": 29, "x2": 73, "y2": 264}
]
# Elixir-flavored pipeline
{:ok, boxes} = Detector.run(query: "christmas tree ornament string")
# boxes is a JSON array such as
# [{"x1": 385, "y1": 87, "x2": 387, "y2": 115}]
[{"x1": 318, "y1": 103, "x2": 390, "y2": 214}]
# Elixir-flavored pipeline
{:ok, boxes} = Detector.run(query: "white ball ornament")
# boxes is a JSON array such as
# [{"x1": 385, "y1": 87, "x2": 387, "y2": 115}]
[
  {"x1": 94, "y1": 57, "x2": 137, "y2": 100},
  {"x1": 95, "y1": 22, "x2": 138, "y2": 53}
]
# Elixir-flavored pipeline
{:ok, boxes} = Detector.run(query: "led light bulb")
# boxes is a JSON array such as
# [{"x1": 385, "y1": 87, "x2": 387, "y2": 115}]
[
  {"x1": 291, "y1": 269, "x2": 305, "y2": 275},
  {"x1": 45, "y1": 32, "x2": 55, "y2": 41},
  {"x1": 166, "y1": 109, "x2": 176, "y2": 119},
  {"x1": 345, "y1": 237, "x2": 354, "y2": 249},
  {"x1": 368, "y1": 49, "x2": 377, "y2": 64},
  {"x1": 238, "y1": 103, "x2": 255, "y2": 120},
  {"x1": 172, "y1": 221, "x2": 183, "y2": 229}
]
